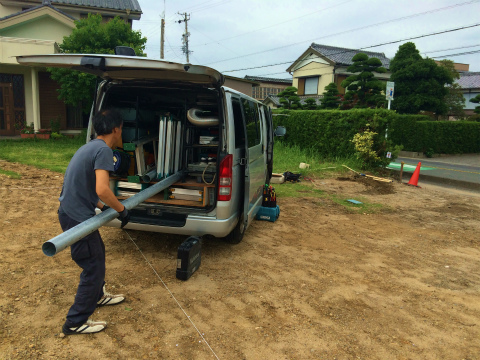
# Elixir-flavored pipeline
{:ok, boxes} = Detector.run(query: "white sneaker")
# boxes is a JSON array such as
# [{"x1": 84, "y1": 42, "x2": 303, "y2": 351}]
[
  {"x1": 97, "y1": 285, "x2": 125, "y2": 306},
  {"x1": 63, "y1": 319, "x2": 107, "y2": 335}
]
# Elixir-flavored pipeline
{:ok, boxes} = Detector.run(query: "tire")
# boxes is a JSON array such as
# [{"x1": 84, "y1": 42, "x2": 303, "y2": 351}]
[{"x1": 223, "y1": 213, "x2": 246, "y2": 244}]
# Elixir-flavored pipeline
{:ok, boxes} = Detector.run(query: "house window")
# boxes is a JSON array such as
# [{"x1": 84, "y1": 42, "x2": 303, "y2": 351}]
[{"x1": 304, "y1": 77, "x2": 319, "y2": 95}]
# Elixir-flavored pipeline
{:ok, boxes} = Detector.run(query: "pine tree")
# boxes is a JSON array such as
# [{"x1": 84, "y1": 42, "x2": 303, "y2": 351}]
[
  {"x1": 320, "y1": 82, "x2": 341, "y2": 109},
  {"x1": 303, "y1": 98, "x2": 318, "y2": 110},
  {"x1": 278, "y1": 86, "x2": 302, "y2": 109},
  {"x1": 341, "y1": 53, "x2": 387, "y2": 108},
  {"x1": 470, "y1": 94, "x2": 480, "y2": 114}
]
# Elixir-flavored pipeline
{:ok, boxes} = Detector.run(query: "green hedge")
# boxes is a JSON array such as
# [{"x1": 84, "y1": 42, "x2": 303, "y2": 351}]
[
  {"x1": 273, "y1": 109, "x2": 480, "y2": 155},
  {"x1": 390, "y1": 120, "x2": 480, "y2": 154},
  {"x1": 273, "y1": 109, "x2": 396, "y2": 158}
]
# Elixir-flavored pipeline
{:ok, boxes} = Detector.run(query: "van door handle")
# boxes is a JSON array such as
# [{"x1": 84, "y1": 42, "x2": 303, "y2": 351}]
[{"x1": 239, "y1": 158, "x2": 247, "y2": 165}]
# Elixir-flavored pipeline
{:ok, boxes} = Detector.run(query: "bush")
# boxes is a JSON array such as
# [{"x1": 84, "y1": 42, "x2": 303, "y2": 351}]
[
  {"x1": 273, "y1": 109, "x2": 397, "y2": 159},
  {"x1": 273, "y1": 109, "x2": 480, "y2": 157}
]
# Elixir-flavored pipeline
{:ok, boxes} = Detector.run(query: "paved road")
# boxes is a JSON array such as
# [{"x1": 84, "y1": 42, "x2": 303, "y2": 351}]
[{"x1": 388, "y1": 155, "x2": 479, "y2": 191}]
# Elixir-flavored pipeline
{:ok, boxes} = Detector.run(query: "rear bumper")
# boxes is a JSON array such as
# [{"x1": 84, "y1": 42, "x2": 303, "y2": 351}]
[{"x1": 100, "y1": 211, "x2": 239, "y2": 238}]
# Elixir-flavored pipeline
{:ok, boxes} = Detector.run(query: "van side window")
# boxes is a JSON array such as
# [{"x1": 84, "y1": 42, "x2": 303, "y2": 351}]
[
  {"x1": 231, "y1": 98, "x2": 245, "y2": 149},
  {"x1": 241, "y1": 99, "x2": 261, "y2": 148}
]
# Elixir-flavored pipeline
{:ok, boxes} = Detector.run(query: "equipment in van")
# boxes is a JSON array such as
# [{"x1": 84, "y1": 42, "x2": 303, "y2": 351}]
[
  {"x1": 187, "y1": 108, "x2": 219, "y2": 127},
  {"x1": 170, "y1": 187, "x2": 203, "y2": 202}
]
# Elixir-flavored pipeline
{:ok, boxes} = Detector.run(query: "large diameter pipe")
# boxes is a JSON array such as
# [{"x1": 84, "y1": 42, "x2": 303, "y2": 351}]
[
  {"x1": 187, "y1": 108, "x2": 219, "y2": 126},
  {"x1": 42, "y1": 172, "x2": 183, "y2": 257}
]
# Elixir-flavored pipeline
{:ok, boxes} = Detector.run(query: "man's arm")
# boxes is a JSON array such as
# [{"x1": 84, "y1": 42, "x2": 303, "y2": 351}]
[{"x1": 95, "y1": 169, "x2": 125, "y2": 212}]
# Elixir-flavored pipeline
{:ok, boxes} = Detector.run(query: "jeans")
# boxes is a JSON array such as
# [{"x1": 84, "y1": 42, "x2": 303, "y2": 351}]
[{"x1": 58, "y1": 210, "x2": 105, "y2": 327}]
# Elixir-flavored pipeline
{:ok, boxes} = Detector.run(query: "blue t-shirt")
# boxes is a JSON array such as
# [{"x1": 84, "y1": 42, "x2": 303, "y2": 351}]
[{"x1": 59, "y1": 139, "x2": 114, "y2": 222}]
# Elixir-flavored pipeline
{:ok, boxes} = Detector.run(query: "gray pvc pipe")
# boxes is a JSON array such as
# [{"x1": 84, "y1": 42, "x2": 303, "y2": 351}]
[
  {"x1": 42, "y1": 172, "x2": 183, "y2": 256},
  {"x1": 142, "y1": 169, "x2": 157, "y2": 183}
]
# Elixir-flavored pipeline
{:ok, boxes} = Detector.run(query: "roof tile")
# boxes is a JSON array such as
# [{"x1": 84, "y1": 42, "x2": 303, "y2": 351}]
[
  {"x1": 456, "y1": 72, "x2": 480, "y2": 89},
  {"x1": 311, "y1": 43, "x2": 390, "y2": 69}
]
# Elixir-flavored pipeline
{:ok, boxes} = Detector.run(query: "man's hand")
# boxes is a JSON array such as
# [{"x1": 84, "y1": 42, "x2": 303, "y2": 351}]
[
  {"x1": 118, "y1": 207, "x2": 130, "y2": 229},
  {"x1": 100, "y1": 205, "x2": 110, "y2": 212}
]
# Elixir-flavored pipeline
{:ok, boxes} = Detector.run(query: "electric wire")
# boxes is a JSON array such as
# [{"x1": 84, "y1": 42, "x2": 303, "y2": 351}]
[
  {"x1": 220, "y1": 23, "x2": 480, "y2": 73},
  {"x1": 432, "y1": 49, "x2": 480, "y2": 59},
  {"x1": 422, "y1": 43, "x2": 480, "y2": 54},
  {"x1": 192, "y1": 0, "x2": 354, "y2": 48},
  {"x1": 206, "y1": 0, "x2": 480, "y2": 66},
  {"x1": 123, "y1": 230, "x2": 221, "y2": 360}
]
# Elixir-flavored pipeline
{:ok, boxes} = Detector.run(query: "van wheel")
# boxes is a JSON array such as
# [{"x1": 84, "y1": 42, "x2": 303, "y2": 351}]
[{"x1": 224, "y1": 214, "x2": 245, "y2": 244}]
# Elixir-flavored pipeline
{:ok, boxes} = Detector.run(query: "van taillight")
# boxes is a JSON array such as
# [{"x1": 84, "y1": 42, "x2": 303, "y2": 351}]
[{"x1": 218, "y1": 154, "x2": 233, "y2": 201}]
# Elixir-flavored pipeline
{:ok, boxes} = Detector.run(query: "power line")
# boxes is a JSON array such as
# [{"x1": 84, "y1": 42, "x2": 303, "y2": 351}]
[
  {"x1": 206, "y1": 0, "x2": 480, "y2": 66},
  {"x1": 432, "y1": 49, "x2": 480, "y2": 59},
  {"x1": 191, "y1": 0, "x2": 354, "y2": 48},
  {"x1": 220, "y1": 23, "x2": 480, "y2": 73},
  {"x1": 188, "y1": 24, "x2": 242, "y2": 57},
  {"x1": 422, "y1": 44, "x2": 480, "y2": 54}
]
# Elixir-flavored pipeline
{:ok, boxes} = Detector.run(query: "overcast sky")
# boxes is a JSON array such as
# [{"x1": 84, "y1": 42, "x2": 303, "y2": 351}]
[{"x1": 132, "y1": 0, "x2": 480, "y2": 78}]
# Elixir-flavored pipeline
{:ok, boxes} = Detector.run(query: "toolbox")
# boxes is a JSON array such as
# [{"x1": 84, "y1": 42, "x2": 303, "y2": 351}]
[
  {"x1": 256, "y1": 205, "x2": 280, "y2": 222},
  {"x1": 262, "y1": 185, "x2": 277, "y2": 208},
  {"x1": 176, "y1": 236, "x2": 202, "y2": 280}
]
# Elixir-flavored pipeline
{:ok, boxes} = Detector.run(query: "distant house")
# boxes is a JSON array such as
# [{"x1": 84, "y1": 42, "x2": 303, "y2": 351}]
[
  {"x1": 263, "y1": 94, "x2": 322, "y2": 110},
  {"x1": 0, "y1": 0, "x2": 142, "y2": 136},
  {"x1": 286, "y1": 43, "x2": 391, "y2": 96},
  {"x1": 456, "y1": 72, "x2": 480, "y2": 116},
  {"x1": 244, "y1": 75, "x2": 292, "y2": 101},
  {"x1": 224, "y1": 75, "x2": 260, "y2": 97}
]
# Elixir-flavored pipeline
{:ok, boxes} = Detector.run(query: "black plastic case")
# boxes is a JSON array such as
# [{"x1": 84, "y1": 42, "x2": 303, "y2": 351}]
[{"x1": 176, "y1": 236, "x2": 201, "y2": 280}]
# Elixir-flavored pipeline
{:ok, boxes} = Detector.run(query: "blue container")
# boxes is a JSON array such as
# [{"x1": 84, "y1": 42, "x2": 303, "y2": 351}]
[{"x1": 256, "y1": 205, "x2": 280, "y2": 222}]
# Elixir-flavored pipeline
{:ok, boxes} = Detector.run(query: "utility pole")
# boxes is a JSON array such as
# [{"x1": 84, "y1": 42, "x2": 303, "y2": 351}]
[
  {"x1": 177, "y1": 12, "x2": 191, "y2": 63},
  {"x1": 160, "y1": 1, "x2": 165, "y2": 59},
  {"x1": 160, "y1": 17, "x2": 165, "y2": 59}
]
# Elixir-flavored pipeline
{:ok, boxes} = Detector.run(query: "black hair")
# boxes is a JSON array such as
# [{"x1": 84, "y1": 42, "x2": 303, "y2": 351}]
[{"x1": 93, "y1": 109, "x2": 123, "y2": 136}]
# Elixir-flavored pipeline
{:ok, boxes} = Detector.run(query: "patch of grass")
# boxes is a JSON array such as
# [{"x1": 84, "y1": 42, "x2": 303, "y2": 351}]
[
  {"x1": 272, "y1": 141, "x2": 362, "y2": 179},
  {"x1": 0, "y1": 136, "x2": 85, "y2": 173},
  {"x1": 0, "y1": 168, "x2": 21, "y2": 179}
]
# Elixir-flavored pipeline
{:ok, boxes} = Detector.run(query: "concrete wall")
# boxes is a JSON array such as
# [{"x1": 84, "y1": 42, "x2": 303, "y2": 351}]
[{"x1": 224, "y1": 78, "x2": 254, "y2": 97}]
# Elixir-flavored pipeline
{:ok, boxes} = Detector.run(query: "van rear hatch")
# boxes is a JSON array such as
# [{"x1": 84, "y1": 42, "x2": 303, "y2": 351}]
[{"x1": 16, "y1": 54, "x2": 224, "y2": 87}]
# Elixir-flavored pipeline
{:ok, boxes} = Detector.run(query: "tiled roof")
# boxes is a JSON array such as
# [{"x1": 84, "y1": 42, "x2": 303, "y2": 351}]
[
  {"x1": 244, "y1": 76, "x2": 292, "y2": 84},
  {"x1": 52, "y1": 0, "x2": 142, "y2": 12},
  {"x1": 0, "y1": 4, "x2": 75, "y2": 21},
  {"x1": 310, "y1": 43, "x2": 390, "y2": 69},
  {"x1": 456, "y1": 72, "x2": 480, "y2": 89}
]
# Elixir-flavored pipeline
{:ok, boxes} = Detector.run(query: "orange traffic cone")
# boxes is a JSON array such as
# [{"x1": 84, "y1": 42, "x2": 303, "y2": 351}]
[{"x1": 407, "y1": 162, "x2": 421, "y2": 187}]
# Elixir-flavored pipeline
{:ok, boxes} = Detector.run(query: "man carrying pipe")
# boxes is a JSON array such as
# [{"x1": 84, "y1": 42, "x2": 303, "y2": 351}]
[{"x1": 57, "y1": 109, "x2": 130, "y2": 335}]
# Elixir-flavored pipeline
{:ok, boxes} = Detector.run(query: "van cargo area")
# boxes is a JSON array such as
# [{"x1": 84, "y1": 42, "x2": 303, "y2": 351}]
[{"x1": 100, "y1": 84, "x2": 223, "y2": 222}]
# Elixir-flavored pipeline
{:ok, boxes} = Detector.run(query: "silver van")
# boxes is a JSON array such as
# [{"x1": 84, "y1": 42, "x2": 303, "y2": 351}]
[{"x1": 17, "y1": 52, "x2": 285, "y2": 244}]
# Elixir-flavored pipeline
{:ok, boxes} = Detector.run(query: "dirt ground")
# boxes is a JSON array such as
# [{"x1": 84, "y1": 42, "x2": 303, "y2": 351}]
[{"x1": 1, "y1": 160, "x2": 480, "y2": 360}]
